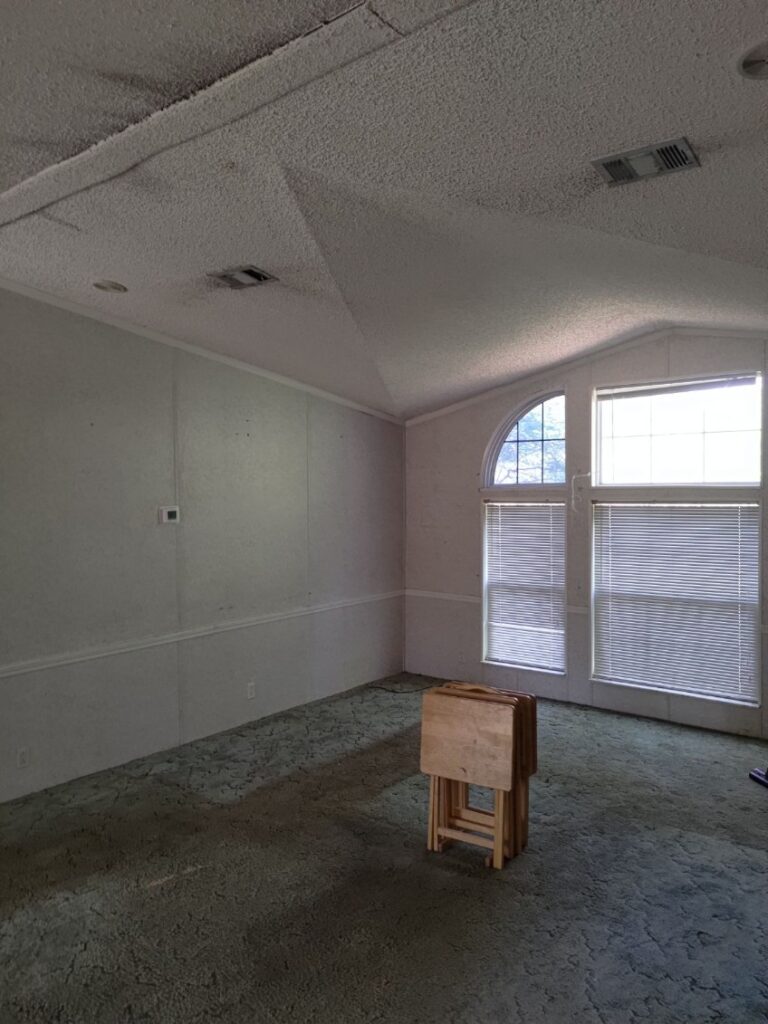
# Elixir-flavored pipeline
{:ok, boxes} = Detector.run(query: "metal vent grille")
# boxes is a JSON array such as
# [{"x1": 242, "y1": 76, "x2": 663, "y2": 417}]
[
  {"x1": 656, "y1": 142, "x2": 693, "y2": 170},
  {"x1": 209, "y1": 265, "x2": 276, "y2": 289},
  {"x1": 592, "y1": 137, "x2": 699, "y2": 186},
  {"x1": 602, "y1": 159, "x2": 635, "y2": 184}
]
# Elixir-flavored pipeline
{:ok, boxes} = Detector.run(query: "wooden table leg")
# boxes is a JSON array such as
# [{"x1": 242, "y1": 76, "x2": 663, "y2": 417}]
[
  {"x1": 427, "y1": 775, "x2": 437, "y2": 851},
  {"x1": 492, "y1": 789, "x2": 506, "y2": 870}
]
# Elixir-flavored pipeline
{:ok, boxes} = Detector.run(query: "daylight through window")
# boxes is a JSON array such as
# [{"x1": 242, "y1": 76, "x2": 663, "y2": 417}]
[
  {"x1": 484, "y1": 394, "x2": 567, "y2": 672},
  {"x1": 494, "y1": 395, "x2": 566, "y2": 485},
  {"x1": 596, "y1": 375, "x2": 762, "y2": 485},
  {"x1": 593, "y1": 373, "x2": 762, "y2": 703}
]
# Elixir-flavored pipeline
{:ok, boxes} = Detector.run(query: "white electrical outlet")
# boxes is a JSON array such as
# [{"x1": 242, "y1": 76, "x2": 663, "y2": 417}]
[
  {"x1": 16, "y1": 747, "x2": 29, "y2": 769},
  {"x1": 247, "y1": 681, "x2": 256, "y2": 700}
]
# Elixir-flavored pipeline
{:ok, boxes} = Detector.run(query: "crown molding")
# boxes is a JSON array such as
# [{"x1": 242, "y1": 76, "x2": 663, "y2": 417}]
[
  {"x1": 0, "y1": 276, "x2": 403, "y2": 424},
  {"x1": 405, "y1": 324, "x2": 768, "y2": 426}
]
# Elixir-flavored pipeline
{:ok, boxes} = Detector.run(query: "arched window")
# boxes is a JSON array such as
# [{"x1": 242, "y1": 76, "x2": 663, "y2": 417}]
[
  {"x1": 491, "y1": 395, "x2": 565, "y2": 486},
  {"x1": 483, "y1": 393, "x2": 567, "y2": 673}
]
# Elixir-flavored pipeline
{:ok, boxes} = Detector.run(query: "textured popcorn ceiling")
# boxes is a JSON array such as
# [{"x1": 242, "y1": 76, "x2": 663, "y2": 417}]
[
  {"x1": 0, "y1": 0, "x2": 362, "y2": 192},
  {"x1": 1, "y1": 0, "x2": 768, "y2": 417}
]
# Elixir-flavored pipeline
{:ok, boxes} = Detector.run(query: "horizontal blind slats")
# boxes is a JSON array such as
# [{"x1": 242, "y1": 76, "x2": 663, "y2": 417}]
[
  {"x1": 485, "y1": 503, "x2": 566, "y2": 671},
  {"x1": 593, "y1": 503, "x2": 760, "y2": 703}
]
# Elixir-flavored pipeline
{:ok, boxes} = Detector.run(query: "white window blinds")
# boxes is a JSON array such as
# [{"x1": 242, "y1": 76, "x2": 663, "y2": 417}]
[
  {"x1": 484, "y1": 502, "x2": 566, "y2": 671},
  {"x1": 593, "y1": 504, "x2": 760, "y2": 703}
]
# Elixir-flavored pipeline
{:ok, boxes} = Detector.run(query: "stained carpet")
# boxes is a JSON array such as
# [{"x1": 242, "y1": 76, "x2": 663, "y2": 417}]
[{"x1": 1, "y1": 674, "x2": 767, "y2": 1023}]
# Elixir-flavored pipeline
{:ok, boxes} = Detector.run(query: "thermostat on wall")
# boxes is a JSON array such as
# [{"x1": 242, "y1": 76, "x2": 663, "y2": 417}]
[{"x1": 158, "y1": 505, "x2": 180, "y2": 524}]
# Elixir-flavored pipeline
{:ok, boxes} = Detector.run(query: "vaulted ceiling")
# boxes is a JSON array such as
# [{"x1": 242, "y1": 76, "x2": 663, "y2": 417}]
[{"x1": 2, "y1": 0, "x2": 768, "y2": 418}]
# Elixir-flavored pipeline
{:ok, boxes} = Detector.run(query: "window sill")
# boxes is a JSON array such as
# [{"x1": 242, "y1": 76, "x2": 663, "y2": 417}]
[
  {"x1": 480, "y1": 486, "x2": 567, "y2": 501},
  {"x1": 483, "y1": 660, "x2": 566, "y2": 677},
  {"x1": 590, "y1": 676, "x2": 760, "y2": 709}
]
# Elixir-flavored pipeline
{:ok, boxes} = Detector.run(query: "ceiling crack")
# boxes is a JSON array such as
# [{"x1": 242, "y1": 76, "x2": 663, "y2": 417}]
[
  {"x1": 39, "y1": 211, "x2": 82, "y2": 233},
  {"x1": 365, "y1": 3, "x2": 406, "y2": 38}
]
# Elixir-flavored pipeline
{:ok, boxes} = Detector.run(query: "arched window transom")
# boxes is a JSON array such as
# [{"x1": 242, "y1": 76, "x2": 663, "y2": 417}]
[{"x1": 493, "y1": 395, "x2": 566, "y2": 485}]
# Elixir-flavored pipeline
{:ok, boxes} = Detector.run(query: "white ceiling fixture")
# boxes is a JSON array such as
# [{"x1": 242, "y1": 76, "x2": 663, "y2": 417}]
[{"x1": 592, "y1": 139, "x2": 699, "y2": 186}]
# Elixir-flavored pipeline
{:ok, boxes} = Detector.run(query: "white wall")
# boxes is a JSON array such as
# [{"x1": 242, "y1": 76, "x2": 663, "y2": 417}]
[
  {"x1": 0, "y1": 289, "x2": 403, "y2": 801},
  {"x1": 405, "y1": 328, "x2": 768, "y2": 739}
]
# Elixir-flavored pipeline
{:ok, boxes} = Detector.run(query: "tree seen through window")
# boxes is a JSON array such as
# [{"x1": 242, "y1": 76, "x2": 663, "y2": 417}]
[{"x1": 493, "y1": 395, "x2": 566, "y2": 485}]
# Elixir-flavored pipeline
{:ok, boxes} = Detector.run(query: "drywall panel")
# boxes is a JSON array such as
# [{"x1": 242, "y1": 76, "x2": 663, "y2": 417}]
[
  {"x1": 1, "y1": 288, "x2": 407, "y2": 802},
  {"x1": 175, "y1": 354, "x2": 309, "y2": 629},
  {"x1": 306, "y1": 597, "x2": 403, "y2": 699},
  {"x1": 178, "y1": 617, "x2": 314, "y2": 743},
  {"x1": 0, "y1": 290, "x2": 177, "y2": 664},
  {"x1": 308, "y1": 399, "x2": 402, "y2": 603},
  {"x1": 0, "y1": 645, "x2": 178, "y2": 802},
  {"x1": 589, "y1": 333, "x2": 669, "y2": 388},
  {"x1": 179, "y1": 597, "x2": 403, "y2": 743},
  {"x1": 405, "y1": 594, "x2": 482, "y2": 682},
  {"x1": 668, "y1": 332, "x2": 765, "y2": 380},
  {"x1": 405, "y1": 412, "x2": 488, "y2": 598}
]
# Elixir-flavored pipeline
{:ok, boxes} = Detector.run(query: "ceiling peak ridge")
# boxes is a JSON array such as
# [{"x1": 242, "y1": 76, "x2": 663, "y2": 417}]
[{"x1": 276, "y1": 160, "x2": 401, "y2": 415}]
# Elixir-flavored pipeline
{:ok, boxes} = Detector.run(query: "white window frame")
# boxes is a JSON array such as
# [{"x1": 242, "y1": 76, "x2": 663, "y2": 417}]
[
  {"x1": 481, "y1": 392, "x2": 568, "y2": 673},
  {"x1": 592, "y1": 372, "x2": 762, "y2": 490},
  {"x1": 481, "y1": 391, "x2": 567, "y2": 495},
  {"x1": 589, "y1": 372, "x2": 763, "y2": 704}
]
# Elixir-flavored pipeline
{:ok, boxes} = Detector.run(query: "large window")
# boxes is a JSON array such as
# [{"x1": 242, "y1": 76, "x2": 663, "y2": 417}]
[
  {"x1": 593, "y1": 374, "x2": 762, "y2": 704},
  {"x1": 596, "y1": 375, "x2": 761, "y2": 485},
  {"x1": 593, "y1": 503, "x2": 759, "y2": 703},
  {"x1": 482, "y1": 374, "x2": 762, "y2": 705},
  {"x1": 484, "y1": 395, "x2": 567, "y2": 672},
  {"x1": 485, "y1": 503, "x2": 566, "y2": 671}
]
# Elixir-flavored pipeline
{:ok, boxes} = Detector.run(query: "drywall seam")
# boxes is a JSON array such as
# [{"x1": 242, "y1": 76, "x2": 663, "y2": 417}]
[
  {"x1": 404, "y1": 325, "x2": 768, "y2": 426},
  {"x1": 400, "y1": 417, "x2": 407, "y2": 670},
  {"x1": 305, "y1": 394, "x2": 312, "y2": 604},
  {"x1": 170, "y1": 350, "x2": 183, "y2": 745},
  {"x1": 366, "y1": 3, "x2": 406, "y2": 36},
  {"x1": 0, "y1": 277, "x2": 402, "y2": 424},
  {"x1": 0, "y1": 591, "x2": 405, "y2": 680}
]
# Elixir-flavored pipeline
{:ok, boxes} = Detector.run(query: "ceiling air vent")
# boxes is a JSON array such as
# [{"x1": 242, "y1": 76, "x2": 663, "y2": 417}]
[
  {"x1": 210, "y1": 265, "x2": 276, "y2": 289},
  {"x1": 592, "y1": 137, "x2": 699, "y2": 186}
]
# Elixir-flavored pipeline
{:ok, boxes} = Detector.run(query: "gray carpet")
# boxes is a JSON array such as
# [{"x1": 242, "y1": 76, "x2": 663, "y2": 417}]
[{"x1": 1, "y1": 674, "x2": 767, "y2": 1023}]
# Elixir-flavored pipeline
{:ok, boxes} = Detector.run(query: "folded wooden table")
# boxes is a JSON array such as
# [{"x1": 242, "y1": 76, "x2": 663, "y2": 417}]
[{"x1": 420, "y1": 682, "x2": 537, "y2": 869}]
